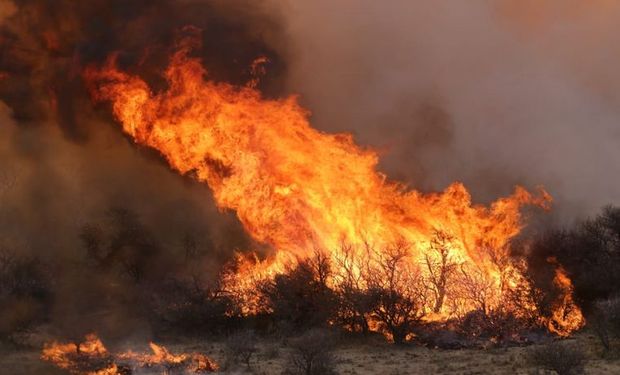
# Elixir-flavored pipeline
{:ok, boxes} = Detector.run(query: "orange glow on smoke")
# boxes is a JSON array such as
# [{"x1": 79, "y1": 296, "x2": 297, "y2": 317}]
[
  {"x1": 498, "y1": 0, "x2": 620, "y2": 32},
  {"x1": 83, "y1": 32, "x2": 583, "y2": 336}
]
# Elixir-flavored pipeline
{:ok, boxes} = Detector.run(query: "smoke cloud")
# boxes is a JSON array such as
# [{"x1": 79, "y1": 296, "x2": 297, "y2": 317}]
[
  {"x1": 274, "y1": 0, "x2": 620, "y2": 222},
  {"x1": 0, "y1": 0, "x2": 280, "y2": 337},
  {"x1": 0, "y1": 0, "x2": 287, "y2": 256},
  {"x1": 4, "y1": 1, "x2": 618, "y2": 258}
]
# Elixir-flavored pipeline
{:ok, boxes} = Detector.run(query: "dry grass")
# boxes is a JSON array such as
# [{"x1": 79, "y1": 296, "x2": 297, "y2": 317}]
[{"x1": 3, "y1": 331, "x2": 620, "y2": 374}]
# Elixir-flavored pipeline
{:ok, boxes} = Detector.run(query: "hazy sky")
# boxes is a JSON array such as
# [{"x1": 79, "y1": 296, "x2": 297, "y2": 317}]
[{"x1": 273, "y1": 0, "x2": 620, "y2": 222}]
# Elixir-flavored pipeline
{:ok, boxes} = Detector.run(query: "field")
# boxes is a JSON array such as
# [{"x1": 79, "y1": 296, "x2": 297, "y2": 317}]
[{"x1": 2, "y1": 331, "x2": 620, "y2": 375}]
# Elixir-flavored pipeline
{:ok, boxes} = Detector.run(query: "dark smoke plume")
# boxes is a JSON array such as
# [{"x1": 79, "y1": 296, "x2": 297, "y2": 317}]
[
  {"x1": 0, "y1": 0, "x2": 286, "y2": 338},
  {"x1": 0, "y1": 0, "x2": 286, "y2": 139}
]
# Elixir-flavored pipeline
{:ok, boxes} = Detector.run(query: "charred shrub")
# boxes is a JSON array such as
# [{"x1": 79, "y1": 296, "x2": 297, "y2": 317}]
[
  {"x1": 0, "y1": 250, "x2": 53, "y2": 337},
  {"x1": 77, "y1": 207, "x2": 242, "y2": 337},
  {"x1": 331, "y1": 241, "x2": 429, "y2": 344},
  {"x1": 456, "y1": 308, "x2": 536, "y2": 346},
  {"x1": 591, "y1": 296, "x2": 620, "y2": 352},
  {"x1": 224, "y1": 329, "x2": 258, "y2": 369},
  {"x1": 363, "y1": 243, "x2": 428, "y2": 345},
  {"x1": 331, "y1": 243, "x2": 373, "y2": 334},
  {"x1": 80, "y1": 208, "x2": 162, "y2": 284},
  {"x1": 527, "y1": 341, "x2": 586, "y2": 375},
  {"x1": 528, "y1": 206, "x2": 620, "y2": 312},
  {"x1": 284, "y1": 329, "x2": 337, "y2": 375},
  {"x1": 261, "y1": 252, "x2": 338, "y2": 331},
  {"x1": 146, "y1": 277, "x2": 235, "y2": 336},
  {"x1": 414, "y1": 320, "x2": 478, "y2": 349}
]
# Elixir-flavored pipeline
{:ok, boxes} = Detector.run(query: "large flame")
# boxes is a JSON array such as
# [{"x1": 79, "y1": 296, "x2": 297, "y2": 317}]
[{"x1": 83, "y1": 32, "x2": 583, "y2": 335}]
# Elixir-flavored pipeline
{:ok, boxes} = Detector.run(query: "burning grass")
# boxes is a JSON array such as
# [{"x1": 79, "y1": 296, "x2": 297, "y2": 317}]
[
  {"x1": 25, "y1": 331, "x2": 620, "y2": 375},
  {"x1": 41, "y1": 334, "x2": 217, "y2": 374}
]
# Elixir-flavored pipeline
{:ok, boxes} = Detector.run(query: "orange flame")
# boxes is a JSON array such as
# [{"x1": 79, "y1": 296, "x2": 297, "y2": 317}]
[
  {"x1": 41, "y1": 334, "x2": 120, "y2": 375},
  {"x1": 42, "y1": 334, "x2": 218, "y2": 374},
  {"x1": 118, "y1": 342, "x2": 218, "y2": 372},
  {"x1": 545, "y1": 260, "x2": 585, "y2": 336},
  {"x1": 83, "y1": 33, "x2": 582, "y2": 335}
]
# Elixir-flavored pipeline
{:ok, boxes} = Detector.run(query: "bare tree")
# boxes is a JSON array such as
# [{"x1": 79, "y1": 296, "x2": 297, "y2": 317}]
[
  {"x1": 457, "y1": 264, "x2": 497, "y2": 317},
  {"x1": 592, "y1": 296, "x2": 620, "y2": 351},
  {"x1": 364, "y1": 241, "x2": 428, "y2": 344},
  {"x1": 79, "y1": 207, "x2": 160, "y2": 283},
  {"x1": 424, "y1": 230, "x2": 459, "y2": 313},
  {"x1": 224, "y1": 329, "x2": 258, "y2": 369},
  {"x1": 307, "y1": 248, "x2": 332, "y2": 287},
  {"x1": 260, "y1": 251, "x2": 338, "y2": 330},
  {"x1": 284, "y1": 329, "x2": 337, "y2": 375},
  {"x1": 481, "y1": 242, "x2": 513, "y2": 295},
  {"x1": 332, "y1": 241, "x2": 373, "y2": 333}
]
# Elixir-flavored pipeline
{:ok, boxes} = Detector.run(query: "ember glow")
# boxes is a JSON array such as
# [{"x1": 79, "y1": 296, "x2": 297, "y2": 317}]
[
  {"x1": 42, "y1": 334, "x2": 218, "y2": 374},
  {"x1": 84, "y1": 33, "x2": 584, "y2": 337}
]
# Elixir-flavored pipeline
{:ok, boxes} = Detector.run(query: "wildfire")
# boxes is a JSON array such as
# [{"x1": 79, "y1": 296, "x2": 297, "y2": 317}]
[
  {"x1": 41, "y1": 334, "x2": 121, "y2": 375},
  {"x1": 546, "y1": 262, "x2": 585, "y2": 336},
  {"x1": 118, "y1": 342, "x2": 218, "y2": 372},
  {"x1": 83, "y1": 30, "x2": 583, "y2": 336},
  {"x1": 41, "y1": 334, "x2": 218, "y2": 374}
]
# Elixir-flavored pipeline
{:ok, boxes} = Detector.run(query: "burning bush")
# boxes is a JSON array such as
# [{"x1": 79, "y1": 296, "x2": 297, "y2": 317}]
[
  {"x1": 146, "y1": 277, "x2": 236, "y2": 337},
  {"x1": 362, "y1": 242, "x2": 428, "y2": 345},
  {"x1": 220, "y1": 235, "x2": 582, "y2": 346},
  {"x1": 528, "y1": 206, "x2": 620, "y2": 312},
  {"x1": 424, "y1": 231, "x2": 459, "y2": 314},
  {"x1": 331, "y1": 243, "x2": 374, "y2": 334},
  {"x1": 259, "y1": 253, "x2": 338, "y2": 331}
]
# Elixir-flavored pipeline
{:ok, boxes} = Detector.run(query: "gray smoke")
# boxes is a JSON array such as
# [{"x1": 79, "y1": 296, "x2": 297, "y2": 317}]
[
  {"x1": 0, "y1": 0, "x2": 274, "y2": 337},
  {"x1": 273, "y1": 0, "x2": 620, "y2": 223}
]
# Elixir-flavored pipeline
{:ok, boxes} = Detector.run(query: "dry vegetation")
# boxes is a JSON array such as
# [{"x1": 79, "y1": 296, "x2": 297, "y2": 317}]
[
  {"x1": 2, "y1": 331, "x2": 620, "y2": 374},
  {"x1": 2, "y1": 206, "x2": 619, "y2": 374}
]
